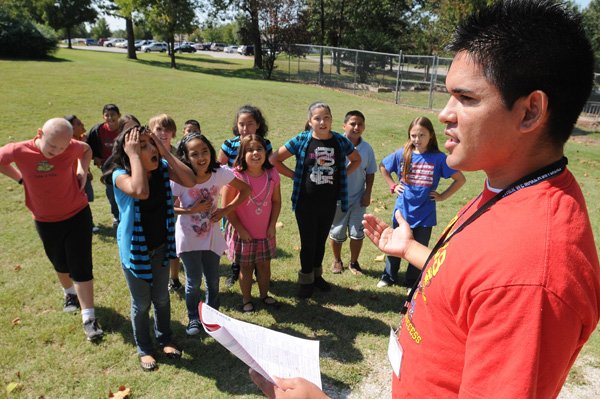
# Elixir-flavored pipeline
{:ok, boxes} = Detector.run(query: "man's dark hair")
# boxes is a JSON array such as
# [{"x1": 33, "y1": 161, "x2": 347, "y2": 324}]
[
  {"x1": 448, "y1": 0, "x2": 594, "y2": 145},
  {"x1": 344, "y1": 110, "x2": 365, "y2": 123}
]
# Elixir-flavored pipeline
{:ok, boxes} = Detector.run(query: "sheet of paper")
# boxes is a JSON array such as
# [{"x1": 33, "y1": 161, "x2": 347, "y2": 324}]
[{"x1": 200, "y1": 302, "x2": 322, "y2": 389}]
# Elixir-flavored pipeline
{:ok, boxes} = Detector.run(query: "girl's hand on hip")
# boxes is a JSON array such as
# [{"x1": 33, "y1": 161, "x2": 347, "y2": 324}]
[{"x1": 430, "y1": 191, "x2": 444, "y2": 201}]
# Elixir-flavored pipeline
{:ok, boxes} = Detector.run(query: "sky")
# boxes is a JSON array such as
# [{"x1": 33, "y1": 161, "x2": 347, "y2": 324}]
[{"x1": 102, "y1": 0, "x2": 594, "y2": 31}]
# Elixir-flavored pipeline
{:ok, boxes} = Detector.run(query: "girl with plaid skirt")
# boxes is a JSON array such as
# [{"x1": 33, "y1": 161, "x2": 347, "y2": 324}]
[{"x1": 223, "y1": 135, "x2": 282, "y2": 313}]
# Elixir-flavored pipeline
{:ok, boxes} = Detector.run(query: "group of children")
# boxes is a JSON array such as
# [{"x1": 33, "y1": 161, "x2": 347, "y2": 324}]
[{"x1": 0, "y1": 101, "x2": 465, "y2": 371}]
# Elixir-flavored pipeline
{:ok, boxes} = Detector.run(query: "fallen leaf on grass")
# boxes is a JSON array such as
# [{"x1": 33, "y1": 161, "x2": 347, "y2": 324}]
[
  {"x1": 6, "y1": 382, "x2": 23, "y2": 394},
  {"x1": 11, "y1": 318, "x2": 20, "y2": 325},
  {"x1": 293, "y1": 246, "x2": 300, "y2": 251},
  {"x1": 108, "y1": 385, "x2": 131, "y2": 398},
  {"x1": 14, "y1": 265, "x2": 21, "y2": 272},
  {"x1": 375, "y1": 254, "x2": 385, "y2": 262},
  {"x1": 275, "y1": 222, "x2": 284, "y2": 229}
]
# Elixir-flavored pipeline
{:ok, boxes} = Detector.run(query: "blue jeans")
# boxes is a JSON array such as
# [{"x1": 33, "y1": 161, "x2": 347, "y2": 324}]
[
  {"x1": 382, "y1": 225, "x2": 432, "y2": 287},
  {"x1": 122, "y1": 246, "x2": 172, "y2": 356},
  {"x1": 179, "y1": 250, "x2": 221, "y2": 319}
]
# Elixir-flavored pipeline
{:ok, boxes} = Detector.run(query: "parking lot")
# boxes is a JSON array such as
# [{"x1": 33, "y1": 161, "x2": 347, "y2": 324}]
[{"x1": 61, "y1": 44, "x2": 251, "y2": 60}]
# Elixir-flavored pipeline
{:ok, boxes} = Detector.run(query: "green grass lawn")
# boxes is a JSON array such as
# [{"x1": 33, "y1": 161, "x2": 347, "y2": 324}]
[{"x1": 0, "y1": 48, "x2": 598, "y2": 398}]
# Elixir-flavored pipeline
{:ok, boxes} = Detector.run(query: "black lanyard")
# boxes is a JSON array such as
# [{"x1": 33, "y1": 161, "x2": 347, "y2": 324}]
[{"x1": 402, "y1": 156, "x2": 568, "y2": 314}]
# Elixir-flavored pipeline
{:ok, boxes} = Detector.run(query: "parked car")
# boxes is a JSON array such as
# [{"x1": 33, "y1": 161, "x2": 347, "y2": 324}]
[
  {"x1": 115, "y1": 40, "x2": 128, "y2": 48},
  {"x1": 135, "y1": 40, "x2": 154, "y2": 51},
  {"x1": 104, "y1": 38, "x2": 126, "y2": 47},
  {"x1": 237, "y1": 45, "x2": 254, "y2": 56},
  {"x1": 224, "y1": 45, "x2": 238, "y2": 53},
  {"x1": 174, "y1": 43, "x2": 196, "y2": 53},
  {"x1": 210, "y1": 42, "x2": 226, "y2": 51},
  {"x1": 98, "y1": 38, "x2": 108, "y2": 46},
  {"x1": 85, "y1": 38, "x2": 97, "y2": 46},
  {"x1": 142, "y1": 42, "x2": 168, "y2": 52}
]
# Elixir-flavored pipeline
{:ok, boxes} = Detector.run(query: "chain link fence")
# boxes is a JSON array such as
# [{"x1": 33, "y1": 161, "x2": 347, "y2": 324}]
[
  {"x1": 271, "y1": 44, "x2": 600, "y2": 123},
  {"x1": 271, "y1": 44, "x2": 452, "y2": 110}
]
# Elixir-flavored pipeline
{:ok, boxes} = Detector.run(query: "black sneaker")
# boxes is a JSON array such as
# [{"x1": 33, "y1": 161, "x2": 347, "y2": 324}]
[
  {"x1": 349, "y1": 261, "x2": 363, "y2": 276},
  {"x1": 83, "y1": 318, "x2": 104, "y2": 341},
  {"x1": 297, "y1": 283, "x2": 314, "y2": 299},
  {"x1": 63, "y1": 293, "x2": 80, "y2": 312},
  {"x1": 313, "y1": 276, "x2": 332, "y2": 292},
  {"x1": 225, "y1": 264, "x2": 240, "y2": 288},
  {"x1": 186, "y1": 319, "x2": 202, "y2": 336},
  {"x1": 168, "y1": 278, "x2": 183, "y2": 293}
]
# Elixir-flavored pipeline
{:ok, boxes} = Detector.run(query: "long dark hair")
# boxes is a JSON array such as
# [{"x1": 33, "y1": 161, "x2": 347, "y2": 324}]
[
  {"x1": 232, "y1": 104, "x2": 268, "y2": 137},
  {"x1": 234, "y1": 134, "x2": 273, "y2": 171},
  {"x1": 176, "y1": 132, "x2": 220, "y2": 174}
]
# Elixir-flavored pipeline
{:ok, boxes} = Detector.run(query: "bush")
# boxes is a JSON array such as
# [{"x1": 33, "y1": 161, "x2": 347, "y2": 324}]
[{"x1": 0, "y1": 9, "x2": 57, "y2": 58}]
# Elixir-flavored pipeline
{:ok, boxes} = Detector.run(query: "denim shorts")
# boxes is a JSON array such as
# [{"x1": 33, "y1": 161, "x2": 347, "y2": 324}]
[{"x1": 329, "y1": 201, "x2": 366, "y2": 242}]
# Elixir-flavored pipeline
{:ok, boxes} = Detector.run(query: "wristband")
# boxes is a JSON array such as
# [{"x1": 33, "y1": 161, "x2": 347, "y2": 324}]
[
  {"x1": 390, "y1": 183, "x2": 398, "y2": 194},
  {"x1": 18, "y1": 178, "x2": 23, "y2": 185}
]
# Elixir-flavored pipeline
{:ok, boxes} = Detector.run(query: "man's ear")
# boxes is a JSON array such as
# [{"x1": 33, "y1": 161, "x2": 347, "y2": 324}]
[
  {"x1": 519, "y1": 90, "x2": 549, "y2": 132},
  {"x1": 36, "y1": 128, "x2": 44, "y2": 138}
]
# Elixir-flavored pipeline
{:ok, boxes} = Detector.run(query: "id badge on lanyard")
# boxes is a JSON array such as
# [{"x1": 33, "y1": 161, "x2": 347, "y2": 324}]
[{"x1": 388, "y1": 326, "x2": 403, "y2": 377}]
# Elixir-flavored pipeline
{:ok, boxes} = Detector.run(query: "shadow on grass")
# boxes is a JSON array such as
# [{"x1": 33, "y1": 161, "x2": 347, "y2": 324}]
[{"x1": 135, "y1": 58, "x2": 264, "y2": 80}]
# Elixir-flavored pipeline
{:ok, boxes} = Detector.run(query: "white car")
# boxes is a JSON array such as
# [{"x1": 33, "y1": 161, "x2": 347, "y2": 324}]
[
  {"x1": 115, "y1": 40, "x2": 128, "y2": 48},
  {"x1": 104, "y1": 38, "x2": 126, "y2": 47},
  {"x1": 224, "y1": 45, "x2": 238, "y2": 53},
  {"x1": 142, "y1": 42, "x2": 168, "y2": 52}
]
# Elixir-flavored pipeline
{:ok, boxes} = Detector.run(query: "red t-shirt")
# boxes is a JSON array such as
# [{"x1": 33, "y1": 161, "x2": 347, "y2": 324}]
[
  {"x1": 97, "y1": 123, "x2": 120, "y2": 162},
  {"x1": 0, "y1": 138, "x2": 88, "y2": 222},
  {"x1": 393, "y1": 169, "x2": 600, "y2": 398}
]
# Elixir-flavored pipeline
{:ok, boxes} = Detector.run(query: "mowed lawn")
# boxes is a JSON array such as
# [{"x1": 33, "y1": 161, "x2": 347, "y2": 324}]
[{"x1": 0, "y1": 48, "x2": 599, "y2": 398}]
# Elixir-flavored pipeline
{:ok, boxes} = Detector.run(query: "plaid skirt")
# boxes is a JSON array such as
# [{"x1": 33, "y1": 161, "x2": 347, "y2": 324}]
[{"x1": 225, "y1": 224, "x2": 277, "y2": 266}]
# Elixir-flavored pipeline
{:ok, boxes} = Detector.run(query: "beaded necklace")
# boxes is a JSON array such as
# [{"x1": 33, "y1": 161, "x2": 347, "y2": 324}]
[{"x1": 243, "y1": 169, "x2": 272, "y2": 215}]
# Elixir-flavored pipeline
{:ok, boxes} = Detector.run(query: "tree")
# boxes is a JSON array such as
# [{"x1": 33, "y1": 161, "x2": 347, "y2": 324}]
[
  {"x1": 40, "y1": 0, "x2": 97, "y2": 49},
  {"x1": 583, "y1": 0, "x2": 600, "y2": 72},
  {"x1": 0, "y1": 7, "x2": 57, "y2": 58},
  {"x1": 259, "y1": 0, "x2": 308, "y2": 79},
  {"x1": 209, "y1": 0, "x2": 264, "y2": 68},
  {"x1": 98, "y1": 0, "x2": 141, "y2": 59},
  {"x1": 142, "y1": 0, "x2": 198, "y2": 69},
  {"x1": 90, "y1": 17, "x2": 112, "y2": 40}
]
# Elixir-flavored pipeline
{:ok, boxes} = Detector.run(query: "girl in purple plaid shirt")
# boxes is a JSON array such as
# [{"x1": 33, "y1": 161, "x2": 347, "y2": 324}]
[{"x1": 223, "y1": 135, "x2": 282, "y2": 313}]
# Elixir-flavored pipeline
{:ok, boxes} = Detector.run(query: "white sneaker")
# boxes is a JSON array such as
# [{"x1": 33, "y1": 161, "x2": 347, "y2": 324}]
[
  {"x1": 376, "y1": 279, "x2": 390, "y2": 288},
  {"x1": 186, "y1": 319, "x2": 201, "y2": 336}
]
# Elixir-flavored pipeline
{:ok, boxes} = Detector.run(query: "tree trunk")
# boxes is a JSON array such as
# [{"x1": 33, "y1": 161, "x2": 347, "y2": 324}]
[
  {"x1": 67, "y1": 27, "x2": 72, "y2": 49},
  {"x1": 170, "y1": 36, "x2": 176, "y2": 69},
  {"x1": 125, "y1": 17, "x2": 137, "y2": 60},
  {"x1": 249, "y1": 1, "x2": 262, "y2": 69},
  {"x1": 319, "y1": 0, "x2": 325, "y2": 77}
]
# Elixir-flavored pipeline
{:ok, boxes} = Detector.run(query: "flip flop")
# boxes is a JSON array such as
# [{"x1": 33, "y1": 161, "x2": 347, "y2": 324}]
[
  {"x1": 261, "y1": 296, "x2": 281, "y2": 309},
  {"x1": 161, "y1": 344, "x2": 182, "y2": 360},
  {"x1": 241, "y1": 301, "x2": 255, "y2": 313},
  {"x1": 140, "y1": 355, "x2": 158, "y2": 371}
]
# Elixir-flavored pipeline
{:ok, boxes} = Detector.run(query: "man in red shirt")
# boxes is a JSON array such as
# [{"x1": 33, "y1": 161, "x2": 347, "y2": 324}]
[
  {"x1": 249, "y1": 1, "x2": 600, "y2": 398},
  {"x1": 87, "y1": 103, "x2": 121, "y2": 227},
  {"x1": 0, "y1": 118, "x2": 103, "y2": 341}
]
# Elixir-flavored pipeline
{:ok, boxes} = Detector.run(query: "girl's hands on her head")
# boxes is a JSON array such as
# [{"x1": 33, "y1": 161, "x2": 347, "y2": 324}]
[
  {"x1": 147, "y1": 130, "x2": 168, "y2": 156},
  {"x1": 124, "y1": 128, "x2": 142, "y2": 157}
]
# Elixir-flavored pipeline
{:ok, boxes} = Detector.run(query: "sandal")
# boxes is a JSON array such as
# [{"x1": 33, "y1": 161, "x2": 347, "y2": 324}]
[
  {"x1": 261, "y1": 296, "x2": 281, "y2": 309},
  {"x1": 241, "y1": 301, "x2": 255, "y2": 313},
  {"x1": 140, "y1": 355, "x2": 158, "y2": 371},
  {"x1": 161, "y1": 344, "x2": 182, "y2": 360}
]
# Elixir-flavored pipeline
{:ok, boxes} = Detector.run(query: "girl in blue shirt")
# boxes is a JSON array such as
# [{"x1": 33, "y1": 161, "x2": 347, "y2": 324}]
[{"x1": 377, "y1": 116, "x2": 465, "y2": 289}]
